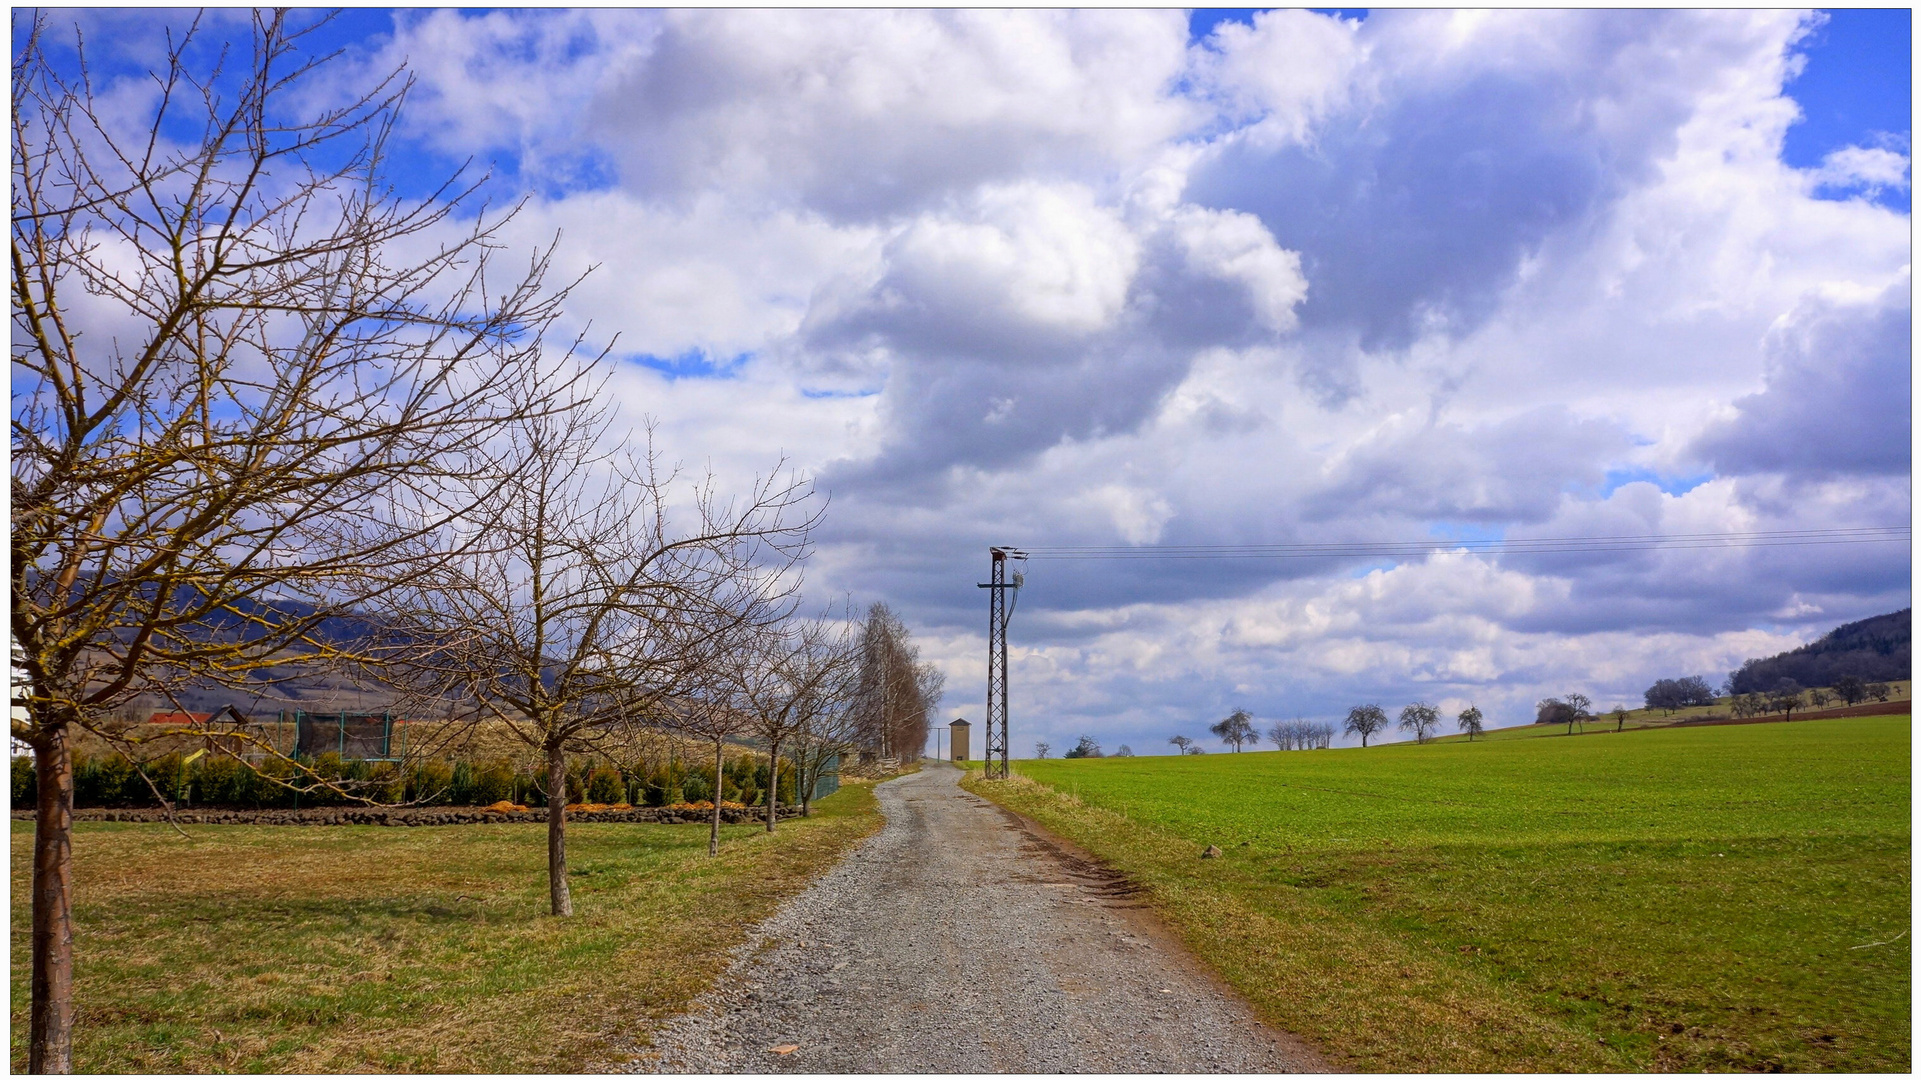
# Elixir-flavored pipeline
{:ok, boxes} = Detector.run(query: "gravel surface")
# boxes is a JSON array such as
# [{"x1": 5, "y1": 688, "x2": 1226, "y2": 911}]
[{"x1": 628, "y1": 763, "x2": 1322, "y2": 1074}]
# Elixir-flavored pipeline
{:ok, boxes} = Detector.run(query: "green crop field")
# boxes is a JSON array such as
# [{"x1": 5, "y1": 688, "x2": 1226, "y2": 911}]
[{"x1": 966, "y1": 715, "x2": 1911, "y2": 1072}]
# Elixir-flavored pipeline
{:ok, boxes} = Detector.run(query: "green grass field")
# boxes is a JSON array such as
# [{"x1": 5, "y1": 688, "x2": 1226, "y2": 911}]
[
  {"x1": 967, "y1": 715, "x2": 1910, "y2": 1072},
  {"x1": 10, "y1": 782, "x2": 882, "y2": 1073}
]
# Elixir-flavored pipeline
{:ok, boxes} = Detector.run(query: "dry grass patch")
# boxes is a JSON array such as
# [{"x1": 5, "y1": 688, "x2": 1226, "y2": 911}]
[{"x1": 10, "y1": 780, "x2": 881, "y2": 1073}]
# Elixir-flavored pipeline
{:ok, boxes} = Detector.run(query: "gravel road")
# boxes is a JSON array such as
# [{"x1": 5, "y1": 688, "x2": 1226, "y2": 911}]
[{"x1": 628, "y1": 762, "x2": 1322, "y2": 1074}]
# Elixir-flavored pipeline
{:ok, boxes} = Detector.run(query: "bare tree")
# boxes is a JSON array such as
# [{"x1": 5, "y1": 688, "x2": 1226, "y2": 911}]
[
  {"x1": 788, "y1": 623, "x2": 861, "y2": 818},
  {"x1": 1268, "y1": 718, "x2": 1336, "y2": 750},
  {"x1": 1768, "y1": 679, "x2": 1804, "y2": 721},
  {"x1": 1565, "y1": 692, "x2": 1593, "y2": 734},
  {"x1": 1456, "y1": 705, "x2": 1485, "y2": 741},
  {"x1": 1034, "y1": 740, "x2": 1052, "y2": 759},
  {"x1": 851, "y1": 603, "x2": 940, "y2": 762},
  {"x1": 1397, "y1": 702, "x2": 1441, "y2": 744},
  {"x1": 1344, "y1": 704, "x2": 1388, "y2": 748},
  {"x1": 1834, "y1": 675, "x2": 1866, "y2": 706},
  {"x1": 10, "y1": 14, "x2": 598, "y2": 1071},
  {"x1": 1539, "y1": 695, "x2": 1592, "y2": 734},
  {"x1": 1646, "y1": 676, "x2": 1717, "y2": 715},
  {"x1": 662, "y1": 668, "x2": 751, "y2": 858},
  {"x1": 1210, "y1": 708, "x2": 1258, "y2": 751},
  {"x1": 1168, "y1": 734, "x2": 1193, "y2": 755},
  {"x1": 373, "y1": 389, "x2": 817, "y2": 914},
  {"x1": 1611, "y1": 706, "x2": 1629, "y2": 733},
  {"x1": 739, "y1": 615, "x2": 858, "y2": 832},
  {"x1": 914, "y1": 661, "x2": 947, "y2": 759},
  {"x1": 1064, "y1": 735, "x2": 1103, "y2": 758}
]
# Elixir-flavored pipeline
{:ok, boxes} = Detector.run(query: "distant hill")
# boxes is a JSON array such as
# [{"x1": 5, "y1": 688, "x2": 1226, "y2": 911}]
[
  {"x1": 34, "y1": 589, "x2": 411, "y2": 722},
  {"x1": 1727, "y1": 609, "x2": 1910, "y2": 694}
]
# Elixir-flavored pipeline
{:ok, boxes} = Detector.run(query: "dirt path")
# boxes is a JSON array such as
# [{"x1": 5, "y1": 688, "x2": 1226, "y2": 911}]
[{"x1": 628, "y1": 763, "x2": 1322, "y2": 1074}]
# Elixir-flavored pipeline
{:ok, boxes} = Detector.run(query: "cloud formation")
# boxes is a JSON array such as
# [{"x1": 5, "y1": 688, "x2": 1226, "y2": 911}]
[
  {"x1": 58, "y1": 9, "x2": 1907, "y2": 752},
  {"x1": 595, "y1": 10, "x2": 1196, "y2": 218},
  {"x1": 1694, "y1": 276, "x2": 1911, "y2": 477}
]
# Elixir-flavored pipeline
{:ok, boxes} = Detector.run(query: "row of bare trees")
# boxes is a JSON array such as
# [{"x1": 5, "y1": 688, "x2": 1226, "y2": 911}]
[
  {"x1": 1268, "y1": 719, "x2": 1335, "y2": 750},
  {"x1": 850, "y1": 602, "x2": 944, "y2": 762},
  {"x1": 9, "y1": 15, "x2": 874, "y2": 1071}
]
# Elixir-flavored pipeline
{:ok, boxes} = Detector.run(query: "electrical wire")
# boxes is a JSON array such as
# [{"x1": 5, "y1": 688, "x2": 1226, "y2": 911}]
[{"x1": 1015, "y1": 526, "x2": 1911, "y2": 561}]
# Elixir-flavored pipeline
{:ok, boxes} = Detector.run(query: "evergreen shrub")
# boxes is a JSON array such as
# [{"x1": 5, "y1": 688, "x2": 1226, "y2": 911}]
[
  {"x1": 586, "y1": 766, "x2": 624, "y2": 805},
  {"x1": 9, "y1": 746, "x2": 778, "y2": 812}
]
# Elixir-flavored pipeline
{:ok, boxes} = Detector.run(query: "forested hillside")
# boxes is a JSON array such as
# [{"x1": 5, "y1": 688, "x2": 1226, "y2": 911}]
[{"x1": 1728, "y1": 609, "x2": 1910, "y2": 693}]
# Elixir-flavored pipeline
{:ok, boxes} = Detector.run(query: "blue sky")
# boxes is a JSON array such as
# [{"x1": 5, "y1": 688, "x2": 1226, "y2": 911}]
[
  {"x1": 36, "y1": 9, "x2": 1911, "y2": 751},
  {"x1": 1783, "y1": 10, "x2": 1911, "y2": 163},
  {"x1": 1785, "y1": 9, "x2": 1912, "y2": 208}
]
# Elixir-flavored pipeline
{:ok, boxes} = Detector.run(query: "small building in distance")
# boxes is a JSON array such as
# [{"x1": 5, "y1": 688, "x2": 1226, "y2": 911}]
[
  {"x1": 950, "y1": 718, "x2": 970, "y2": 762},
  {"x1": 147, "y1": 705, "x2": 250, "y2": 727}
]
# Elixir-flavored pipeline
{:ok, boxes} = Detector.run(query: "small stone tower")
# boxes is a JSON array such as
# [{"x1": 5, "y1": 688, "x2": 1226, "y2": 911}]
[{"x1": 949, "y1": 718, "x2": 971, "y2": 762}]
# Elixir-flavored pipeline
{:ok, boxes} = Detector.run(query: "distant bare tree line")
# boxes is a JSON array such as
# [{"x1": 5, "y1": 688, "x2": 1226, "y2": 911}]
[{"x1": 1159, "y1": 701, "x2": 1489, "y2": 754}]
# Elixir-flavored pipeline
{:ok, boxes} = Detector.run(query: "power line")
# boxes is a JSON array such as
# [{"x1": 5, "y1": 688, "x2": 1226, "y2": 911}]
[{"x1": 1017, "y1": 526, "x2": 1911, "y2": 561}]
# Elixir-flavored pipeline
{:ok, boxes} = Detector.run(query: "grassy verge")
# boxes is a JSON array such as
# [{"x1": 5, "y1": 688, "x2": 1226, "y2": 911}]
[
  {"x1": 965, "y1": 717, "x2": 1909, "y2": 1072},
  {"x1": 10, "y1": 781, "x2": 882, "y2": 1073}
]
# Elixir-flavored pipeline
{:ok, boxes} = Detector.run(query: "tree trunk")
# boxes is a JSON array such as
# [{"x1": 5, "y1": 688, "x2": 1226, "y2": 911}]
[
  {"x1": 709, "y1": 740, "x2": 723, "y2": 857},
  {"x1": 546, "y1": 743, "x2": 573, "y2": 917},
  {"x1": 765, "y1": 739, "x2": 779, "y2": 833},
  {"x1": 31, "y1": 720, "x2": 75, "y2": 1074}
]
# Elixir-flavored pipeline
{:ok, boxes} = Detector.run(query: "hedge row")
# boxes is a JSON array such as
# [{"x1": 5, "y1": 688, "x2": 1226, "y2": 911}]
[
  {"x1": 10, "y1": 750, "x2": 797, "y2": 812},
  {"x1": 6, "y1": 803, "x2": 804, "y2": 827}
]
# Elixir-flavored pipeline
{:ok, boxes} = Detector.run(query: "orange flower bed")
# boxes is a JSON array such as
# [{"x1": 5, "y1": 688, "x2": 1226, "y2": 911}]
[{"x1": 474, "y1": 799, "x2": 749, "y2": 815}]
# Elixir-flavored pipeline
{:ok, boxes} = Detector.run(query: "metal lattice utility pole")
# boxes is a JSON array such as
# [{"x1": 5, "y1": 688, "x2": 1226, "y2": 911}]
[{"x1": 978, "y1": 547, "x2": 1026, "y2": 780}]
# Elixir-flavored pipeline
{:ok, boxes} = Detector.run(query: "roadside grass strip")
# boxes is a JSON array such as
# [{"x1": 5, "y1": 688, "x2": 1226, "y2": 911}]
[
  {"x1": 965, "y1": 715, "x2": 1910, "y2": 1072},
  {"x1": 9, "y1": 781, "x2": 882, "y2": 1073}
]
